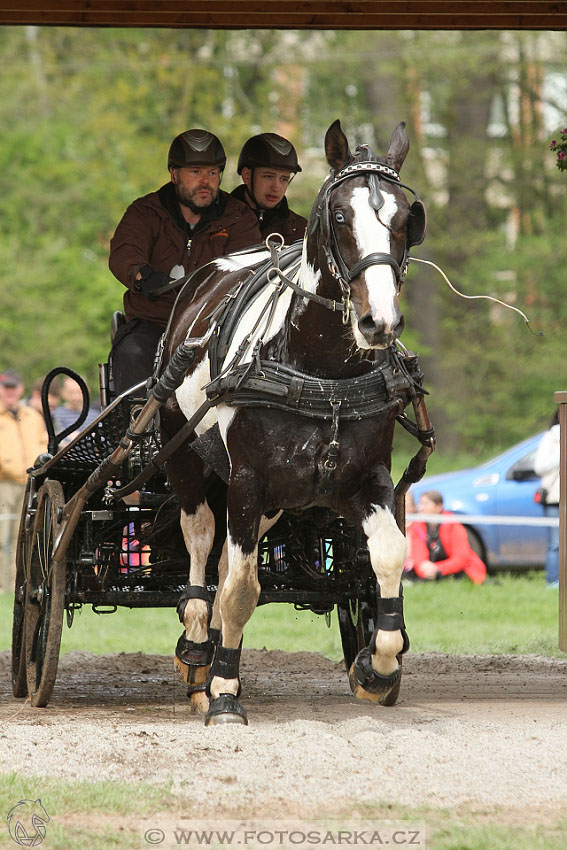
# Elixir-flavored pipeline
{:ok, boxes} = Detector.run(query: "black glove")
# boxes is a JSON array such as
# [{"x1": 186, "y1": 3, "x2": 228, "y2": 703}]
[{"x1": 135, "y1": 265, "x2": 171, "y2": 301}]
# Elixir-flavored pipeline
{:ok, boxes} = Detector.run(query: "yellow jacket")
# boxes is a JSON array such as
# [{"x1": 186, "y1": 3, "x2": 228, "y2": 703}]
[{"x1": 0, "y1": 403, "x2": 47, "y2": 484}]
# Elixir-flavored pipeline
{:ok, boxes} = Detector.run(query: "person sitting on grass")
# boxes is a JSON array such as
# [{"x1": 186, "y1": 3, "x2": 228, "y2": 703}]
[{"x1": 405, "y1": 490, "x2": 486, "y2": 584}]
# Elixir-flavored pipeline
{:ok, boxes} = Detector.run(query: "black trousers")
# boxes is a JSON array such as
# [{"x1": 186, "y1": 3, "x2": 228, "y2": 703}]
[{"x1": 110, "y1": 318, "x2": 165, "y2": 395}]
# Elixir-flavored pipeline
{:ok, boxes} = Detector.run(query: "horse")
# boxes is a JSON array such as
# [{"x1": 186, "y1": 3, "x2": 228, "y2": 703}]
[{"x1": 159, "y1": 119, "x2": 428, "y2": 726}]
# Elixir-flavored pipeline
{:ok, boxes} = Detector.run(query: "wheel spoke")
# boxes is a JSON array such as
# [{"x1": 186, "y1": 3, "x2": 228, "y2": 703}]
[{"x1": 24, "y1": 480, "x2": 66, "y2": 707}]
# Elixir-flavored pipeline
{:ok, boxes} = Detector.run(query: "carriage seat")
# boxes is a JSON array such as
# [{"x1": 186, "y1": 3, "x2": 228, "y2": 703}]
[
  {"x1": 110, "y1": 310, "x2": 126, "y2": 344},
  {"x1": 98, "y1": 312, "x2": 127, "y2": 407}
]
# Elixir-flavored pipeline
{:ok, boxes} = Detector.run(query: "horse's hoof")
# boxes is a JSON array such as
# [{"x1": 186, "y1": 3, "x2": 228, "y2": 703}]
[
  {"x1": 205, "y1": 693, "x2": 248, "y2": 727},
  {"x1": 348, "y1": 647, "x2": 401, "y2": 705},
  {"x1": 189, "y1": 690, "x2": 209, "y2": 715}
]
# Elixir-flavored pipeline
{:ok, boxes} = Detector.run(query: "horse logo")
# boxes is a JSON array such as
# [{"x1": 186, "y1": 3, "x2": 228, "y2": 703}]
[{"x1": 6, "y1": 799, "x2": 50, "y2": 847}]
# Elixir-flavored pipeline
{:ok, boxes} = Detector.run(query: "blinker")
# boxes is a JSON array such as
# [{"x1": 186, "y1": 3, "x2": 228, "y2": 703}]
[{"x1": 368, "y1": 173, "x2": 384, "y2": 211}]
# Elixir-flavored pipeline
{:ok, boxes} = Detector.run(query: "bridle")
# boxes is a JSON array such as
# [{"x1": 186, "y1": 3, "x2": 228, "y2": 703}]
[{"x1": 315, "y1": 158, "x2": 421, "y2": 322}]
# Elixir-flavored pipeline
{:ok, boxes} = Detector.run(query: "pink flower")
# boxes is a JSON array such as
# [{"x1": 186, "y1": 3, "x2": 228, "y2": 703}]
[
  {"x1": 550, "y1": 140, "x2": 557, "y2": 149},
  {"x1": 562, "y1": 128, "x2": 567, "y2": 134},
  {"x1": 558, "y1": 151, "x2": 566, "y2": 160}
]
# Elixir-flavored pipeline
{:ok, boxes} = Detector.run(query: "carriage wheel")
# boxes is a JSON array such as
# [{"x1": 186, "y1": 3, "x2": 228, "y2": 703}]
[
  {"x1": 338, "y1": 598, "x2": 403, "y2": 706},
  {"x1": 24, "y1": 480, "x2": 66, "y2": 707},
  {"x1": 11, "y1": 479, "x2": 36, "y2": 697}
]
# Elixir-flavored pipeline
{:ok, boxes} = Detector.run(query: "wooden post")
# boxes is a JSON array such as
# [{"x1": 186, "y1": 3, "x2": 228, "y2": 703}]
[{"x1": 553, "y1": 391, "x2": 567, "y2": 651}]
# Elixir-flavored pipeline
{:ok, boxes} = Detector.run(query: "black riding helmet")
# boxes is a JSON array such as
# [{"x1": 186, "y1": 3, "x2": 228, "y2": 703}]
[
  {"x1": 237, "y1": 133, "x2": 302, "y2": 174},
  {"x1": 168, "y1": 129, "x2": 227, "y2": 171}
]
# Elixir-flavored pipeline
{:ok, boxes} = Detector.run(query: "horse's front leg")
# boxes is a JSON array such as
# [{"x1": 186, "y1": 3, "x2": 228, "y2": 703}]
[
  {"x1": 164, "y1": 435, "x2": 216, "y2": 714},
  {"x1": 204, "y1": 469, "x2": 266, "y2": 727},
  {"x1": 350, "y1": 498, "x2": 408, "y2": 705}
]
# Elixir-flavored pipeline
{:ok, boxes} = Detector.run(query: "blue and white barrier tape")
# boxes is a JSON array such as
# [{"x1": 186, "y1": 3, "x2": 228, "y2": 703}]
[{"x1": 407, "y1": 513, "x2": 559, "y2": 527}]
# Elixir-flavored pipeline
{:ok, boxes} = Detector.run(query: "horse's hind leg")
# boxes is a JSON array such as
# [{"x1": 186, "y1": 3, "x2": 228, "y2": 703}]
[
  {"x1": 174, "y1": 501, "x2": 217, "y2": 713},
  {"x1": 349, "y1": 502, "x2": 408, "y2": 705}
]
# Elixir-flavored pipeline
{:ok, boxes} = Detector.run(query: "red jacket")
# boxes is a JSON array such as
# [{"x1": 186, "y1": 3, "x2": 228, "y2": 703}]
[
  {"x1": 109, "y1": 183, "x2": 263, "y2": 326},
  {"x1": 407, "y1": 513, "x2": 486, "y2": 584}
]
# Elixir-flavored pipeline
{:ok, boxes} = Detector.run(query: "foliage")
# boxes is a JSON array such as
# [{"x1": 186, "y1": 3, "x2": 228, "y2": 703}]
[
  {"x1": 0, "y1": 27, "x2": 566, "y2": 454},
  {"x1": 550, "y1": 127, "x2": 567, "y2": 171}
]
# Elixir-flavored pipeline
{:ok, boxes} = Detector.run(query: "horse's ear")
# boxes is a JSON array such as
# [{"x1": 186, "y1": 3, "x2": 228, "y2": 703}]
[
  {"x1": 407, "y1": 199, "x2": 427, "y2": 247},
  {"x1": 385, "y1": 121, "x2": 410, "y2": 173},
  {"x1": 325, "y1": 119, "x2": 351, "y2": 173}
]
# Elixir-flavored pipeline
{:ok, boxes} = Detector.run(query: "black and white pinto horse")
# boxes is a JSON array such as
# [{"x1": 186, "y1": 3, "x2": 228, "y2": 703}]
[{"x1": 160, "y1": 120, "x2": 427, "y2": 726}]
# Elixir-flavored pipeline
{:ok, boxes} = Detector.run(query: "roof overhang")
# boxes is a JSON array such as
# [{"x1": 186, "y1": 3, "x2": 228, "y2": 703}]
[{"x1": 1, "y1": 1, "x2": 567, "y2": 30}]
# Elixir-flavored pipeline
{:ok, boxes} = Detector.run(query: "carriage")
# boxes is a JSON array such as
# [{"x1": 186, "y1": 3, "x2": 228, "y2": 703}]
[{"x1": 12, "y1": 119, "x2": 435, "y2": 722}]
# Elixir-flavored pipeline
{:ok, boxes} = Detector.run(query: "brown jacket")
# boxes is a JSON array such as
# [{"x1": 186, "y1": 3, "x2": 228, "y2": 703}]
[
  {"x1": 230, "y1": 184, "x2": 307, "y2": 245},
  {"x1": 109, "y1": 183, "x2": 263, "y2": 326},
  {"x1": 0, "y1": 403, "x2": 47, "y2": 484}
]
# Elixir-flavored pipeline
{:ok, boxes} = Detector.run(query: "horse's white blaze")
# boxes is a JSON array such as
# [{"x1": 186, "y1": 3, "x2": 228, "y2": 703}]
[{"x1": 351, "y1": 186, "x2": 399, "y2": 333}]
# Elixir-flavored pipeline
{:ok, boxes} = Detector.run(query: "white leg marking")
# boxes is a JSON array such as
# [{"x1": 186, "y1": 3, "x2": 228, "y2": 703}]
[
  {"x1": 362, "y1": 505, "x2": 406, "y2": 675},
  {"x1": 180, "y1": 503, "x2": 215, "y2": 643},
  {"x1": 209, "y1": 512, "x2": 282, "y2": 699}
]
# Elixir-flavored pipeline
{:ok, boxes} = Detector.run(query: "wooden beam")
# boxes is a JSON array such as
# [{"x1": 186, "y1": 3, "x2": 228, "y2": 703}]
[{"x1": 1, "y1": 1, "x2": 567, "y2": 30}]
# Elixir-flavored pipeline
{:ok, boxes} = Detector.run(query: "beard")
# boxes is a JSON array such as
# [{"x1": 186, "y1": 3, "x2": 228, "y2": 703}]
[{"x1": 174, "y1": 183, "x2": 219, "y2": 215}]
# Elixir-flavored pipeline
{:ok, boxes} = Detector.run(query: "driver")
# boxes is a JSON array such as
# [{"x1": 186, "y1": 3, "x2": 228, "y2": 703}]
[
  {"x1": 231, "y1": 133, "x2": 307, "y2": 245},
  {"x1": 108, "y1": 129, "x2": 262, "y2": 395}
]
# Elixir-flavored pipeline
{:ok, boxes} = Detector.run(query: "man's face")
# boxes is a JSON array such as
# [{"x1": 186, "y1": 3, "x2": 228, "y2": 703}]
[
  {"x1": 62, "y1": 378, "x2": 84, "y2": 411},
  {"x1": 242, "y1": 166, "x2": 292, "y2": 209},
  {"x1": 0, "y1": 383, "x2": 23, "y2": 411},
  {"x1": 171, "y1": 165, "x2": 221, "y2": 210}
]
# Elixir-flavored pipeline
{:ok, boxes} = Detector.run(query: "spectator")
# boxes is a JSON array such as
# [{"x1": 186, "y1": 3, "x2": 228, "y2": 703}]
[
  {"x1": 405, "y1": 490, "x2": 486, "y2": 584},
  {"x1": 27, "y1": 376, "x2": 62, "y2": 422},
  {"x1": 0, "y1": 369, "x2": 47, "y2": 592},
  {"x1": 108, "y1": 128, "x2": 263, "y2": 394},
  {"x1": 231, "y1": 133, "x2": 307, "y2": 244},
  {"x1": 52, "y1": 376, "x2": 100, "y2": 442},
  {"x1": 534, "y1": 411, "x2": 560, "y2": 588}
]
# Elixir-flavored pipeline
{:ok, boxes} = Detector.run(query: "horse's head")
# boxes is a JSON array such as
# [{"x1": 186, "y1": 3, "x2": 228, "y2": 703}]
[{"x1": 308, "y1": 119, "x2": 426, "y2": 350}]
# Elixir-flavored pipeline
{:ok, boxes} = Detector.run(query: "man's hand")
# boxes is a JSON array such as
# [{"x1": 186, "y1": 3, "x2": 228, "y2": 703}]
[
  {"x1": 419, "y1": 560, "x2": 440, "y2": 580},
  {"x1": 135, "y1": 265, "x2": 171, "y2": 300}
]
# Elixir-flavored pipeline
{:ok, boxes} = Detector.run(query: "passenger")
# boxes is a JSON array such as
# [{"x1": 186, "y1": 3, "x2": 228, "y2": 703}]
[
  {"x1": 231, "y1": 133, "x2": 307, "y2": 244},
  {"x1": 108, "y1": 129, "x2": 263, "y2": 394},
  {"x1": 405, "y1": 490, "x2": 486, "y2": 584}
]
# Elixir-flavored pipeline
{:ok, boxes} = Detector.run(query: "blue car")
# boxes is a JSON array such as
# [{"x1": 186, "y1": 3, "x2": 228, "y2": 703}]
[{"x1": 409, "y1": 433, "x2": 547, "y2": 570}]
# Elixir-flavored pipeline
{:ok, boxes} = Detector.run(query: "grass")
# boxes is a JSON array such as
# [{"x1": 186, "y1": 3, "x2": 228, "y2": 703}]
[
  {"x1": 0, "y1": 572, "x2": 561, "y2": 659},
  {"x1": 1, "y1": 773, "x2": 566, "y2": 850}
]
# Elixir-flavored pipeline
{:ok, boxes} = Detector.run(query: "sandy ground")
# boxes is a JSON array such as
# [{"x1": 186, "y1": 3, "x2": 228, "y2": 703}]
[{"x1": 1, "y1": 648, "x2": 567, "y2": 820}]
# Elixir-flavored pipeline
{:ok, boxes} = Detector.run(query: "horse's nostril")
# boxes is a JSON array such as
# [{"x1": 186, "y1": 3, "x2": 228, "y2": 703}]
[{"x1": 359, "y1": 314, "x2": 382, "y2": 336}]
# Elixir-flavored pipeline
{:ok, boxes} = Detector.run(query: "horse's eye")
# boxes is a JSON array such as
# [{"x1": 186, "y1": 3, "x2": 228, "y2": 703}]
[{"x1": 334, "y1": 210, "x2": 346, "y2": 224}]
